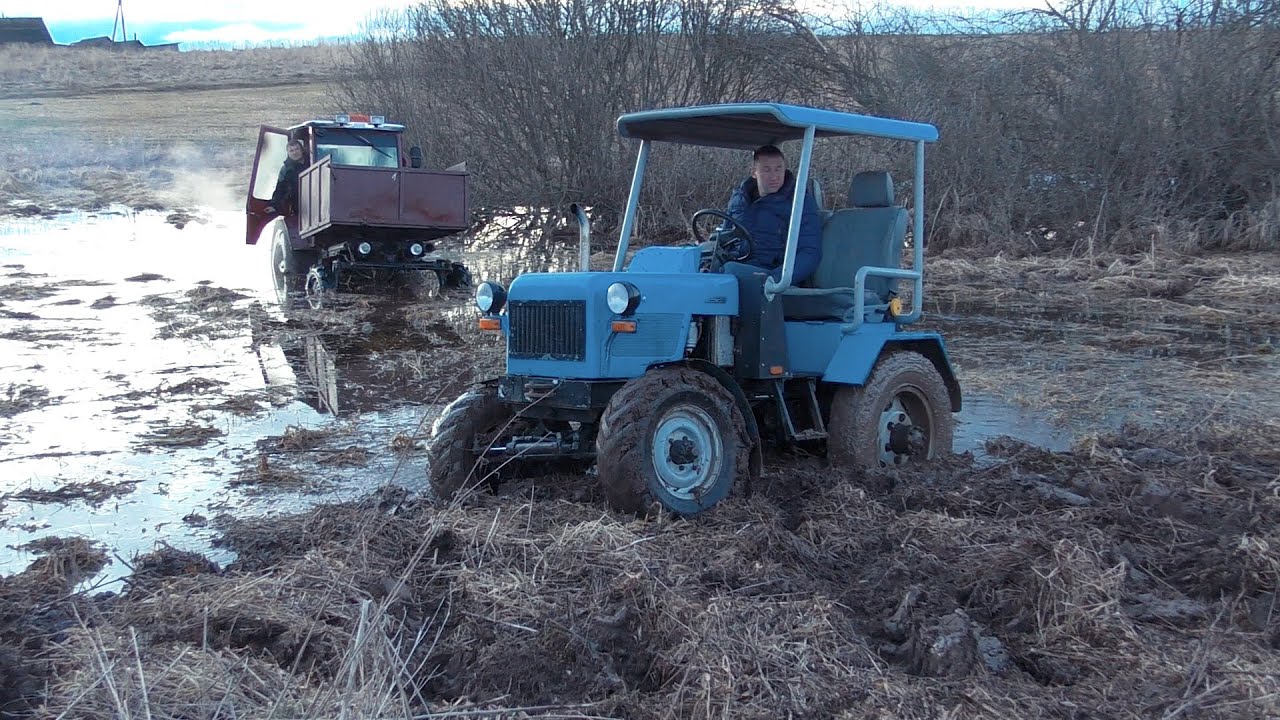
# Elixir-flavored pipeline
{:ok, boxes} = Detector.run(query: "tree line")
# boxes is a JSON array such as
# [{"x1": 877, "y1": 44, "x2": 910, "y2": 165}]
[{"x1": 341, "y1": 0, "x2": 1280, "y2": 253}]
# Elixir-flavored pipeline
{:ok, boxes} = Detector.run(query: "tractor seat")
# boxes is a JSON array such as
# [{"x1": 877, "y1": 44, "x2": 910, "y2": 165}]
[{"x1": 781, "y1": 171, "x2": 906, "y2": 322}]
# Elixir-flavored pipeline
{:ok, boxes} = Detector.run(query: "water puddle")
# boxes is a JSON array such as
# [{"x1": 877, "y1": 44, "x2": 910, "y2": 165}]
[
  {"x1": 0, "y1": 208, "x2": 1076, "y2": 582},
  {"x1": 954, "y1": 392, "x2": 1073, "y2": 455}
]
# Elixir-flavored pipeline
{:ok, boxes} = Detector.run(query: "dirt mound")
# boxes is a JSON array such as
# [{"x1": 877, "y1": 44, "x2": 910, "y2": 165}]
[{"x1": 0, "y1": 424, "x2": 1270, "y2": 718}]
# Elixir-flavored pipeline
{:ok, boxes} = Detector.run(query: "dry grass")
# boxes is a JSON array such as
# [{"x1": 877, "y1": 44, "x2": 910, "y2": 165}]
[
  {"x1": 922, "y1": 250, "x2": 1280, "y2": 429},
  {"x1": 0, "y1": 45, "x2": 348, "y2": 100},
  {"x1": 5, "y1": 422, "x2": 1279, "y2": 718},
  {"x1": 0, "y1": 45, "x2": 340, "y2": 213}
]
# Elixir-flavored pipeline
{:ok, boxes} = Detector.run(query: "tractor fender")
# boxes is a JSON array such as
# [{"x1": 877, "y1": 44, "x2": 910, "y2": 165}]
[
  {"x1": 821, "y1": 331, "x2": 961, "y2": 412},
  {"x1": 663, "y1": 359, "x2": 763, "y2": 487}
]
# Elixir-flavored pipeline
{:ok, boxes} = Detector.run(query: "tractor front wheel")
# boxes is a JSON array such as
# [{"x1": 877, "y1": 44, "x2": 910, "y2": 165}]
[
  {"x1": 425, "y1": 388, "x2": 515, "y2": 502},
  {"x1": 596, "y1": 366, "x2": 751, "y2": 516},
  {"x1": 828, "y1": 352, "x2": 954, "y2": 468}
]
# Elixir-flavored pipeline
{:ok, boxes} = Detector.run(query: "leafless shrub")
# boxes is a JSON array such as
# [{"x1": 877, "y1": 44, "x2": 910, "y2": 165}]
[{"x1": 343, "y1": 0, "x2": 1276, "y2": 253}]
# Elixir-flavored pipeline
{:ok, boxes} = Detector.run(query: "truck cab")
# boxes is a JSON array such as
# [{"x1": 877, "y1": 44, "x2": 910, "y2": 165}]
[{"x1": 245, "y1": 113, "x2": 472, "y2": 307}]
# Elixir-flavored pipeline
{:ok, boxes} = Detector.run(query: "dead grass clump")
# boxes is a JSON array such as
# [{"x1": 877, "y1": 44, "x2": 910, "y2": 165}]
[
  {"x1": 3, "y1": 479, "x2": 139, "y2": 507},
  {"x1": 0, "y1": 281, "x2": 60, "y2": 302},
  {"x1": 144, "y1": 286, "x2": 252, "y2": 340},
  {"x1": 318, "y1": 446, "x2": 370, "y2": 466},
  {"x1": 136, "y1": 422, "x2": 224, "y2": 449},
  {"x1": 196, "y1": 393, "x2": 267, "y2": 416},
  {"x1": 0, "y1": 383, "x2": 56, "y2": 418},
  {"x1": 275, "y1": 425, "x2": 336, "y2": 451},
  {"x1": 1025, "y1": 538, "x2": 1133, "y2": 646},
  {"x1": 230, "y1": 455, "x2": 315, "y2": 492},
  {"x1": 10, "y1": 536, "x2": 110, "y2": 591},
  {"x1": 42, "y1": 634, "x2": 326, "y2": 719},
  {"x1": 124, "y1": 273, "x2": 168, "y2": 283},
  {"x1": 114, "y1": 552, "x2": 366, "y2": 674}
]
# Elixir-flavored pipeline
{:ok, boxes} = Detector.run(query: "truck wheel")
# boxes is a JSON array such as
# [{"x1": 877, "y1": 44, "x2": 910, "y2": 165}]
[
  {"x1": 269, "y1": 219, "x2": 312, "y2": 275},
  {"x1": 426, "y1": 388, "x2": 514, "y2": 502},
  {"x1": 596, "y1": 366, "x2": 751, "y2": 516},
  {"x1": 828, "y1": 351, "x2": 954, "y2": 468},
  {"x1": 304, "y1": 267, "x2": 333, "y2": 310},
  {"x1": 269, "y1": 222, "x2": 300, "y2": 302}
]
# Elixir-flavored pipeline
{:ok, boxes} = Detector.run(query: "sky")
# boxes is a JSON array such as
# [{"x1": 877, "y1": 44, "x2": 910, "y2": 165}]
[{"x1": 5, "y1": 0, "x2": 1042, "y2": 48}]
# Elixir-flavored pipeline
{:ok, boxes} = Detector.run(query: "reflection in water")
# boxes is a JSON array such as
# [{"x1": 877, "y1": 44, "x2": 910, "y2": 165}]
[{"x1": 253, "y1": 304, "x2": 438, "y2": 417}]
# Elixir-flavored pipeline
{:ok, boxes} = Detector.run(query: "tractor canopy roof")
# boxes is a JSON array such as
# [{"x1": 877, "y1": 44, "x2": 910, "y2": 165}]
[
  {"x1": 288, "y1": 113, "x2": 405, "y2": 133},
  {"x1": 616, "y1": 103, "x2": 938, "y2": 148}
]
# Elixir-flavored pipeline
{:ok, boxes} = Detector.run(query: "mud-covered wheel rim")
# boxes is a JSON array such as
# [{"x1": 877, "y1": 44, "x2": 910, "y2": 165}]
[
  {"x1": 650, "y1": 403, "x2": 724, "y2": 501},
  {"x1": 877, "y1": 390, "x2": 934, "y2": 467},
  {"x1": 827, "y1": 352, "x2": 955, "y2": 470},
  {"x1": 304, "y1": 269, "x2": 327, "y2": 309}
]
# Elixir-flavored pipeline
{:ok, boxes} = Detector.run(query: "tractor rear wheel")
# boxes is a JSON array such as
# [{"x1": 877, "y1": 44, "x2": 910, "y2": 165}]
[
  {"x1": 596, "y1": 366, "x2": 751, "y2": 516},
  {"x1": 425, "y1": 388, "x2": 515, "y2": 502},
  {"x1": 828, "y1": 351, "x2": 953, "y2": 468}
]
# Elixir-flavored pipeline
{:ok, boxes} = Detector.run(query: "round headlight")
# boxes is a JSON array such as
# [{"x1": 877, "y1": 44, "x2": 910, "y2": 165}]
[
  {"x1": 475, "y1": 282, "x2": 506, "y2": 313},
  {"x1": 357, "y1": 241, "x2": 373, "y2": 255},
  {"x1": 606, "y1": 282, "x2": 641, "y2": 315},
  {"x1": 408, "y1": 242, "x2": 424, "y2": 256}
]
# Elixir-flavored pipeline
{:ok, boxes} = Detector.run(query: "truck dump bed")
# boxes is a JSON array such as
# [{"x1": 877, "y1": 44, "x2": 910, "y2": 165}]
[{"x1": 297, "y1": 156, "x2": 470, "y2": 240}]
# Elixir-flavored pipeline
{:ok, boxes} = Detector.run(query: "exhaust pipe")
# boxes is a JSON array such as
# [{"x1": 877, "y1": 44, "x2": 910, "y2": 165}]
[{"x1": 570, "y1": 203, "x2": 590, "y2": 272}]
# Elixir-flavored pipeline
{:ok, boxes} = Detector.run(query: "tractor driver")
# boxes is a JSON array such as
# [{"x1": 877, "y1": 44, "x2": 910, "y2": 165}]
[
  {"x1": 721, "y1": 144, "x2": 823, "y2": 284},
  {"x1": 265, "y1": 138, "x2": 308, "y2": 217}
]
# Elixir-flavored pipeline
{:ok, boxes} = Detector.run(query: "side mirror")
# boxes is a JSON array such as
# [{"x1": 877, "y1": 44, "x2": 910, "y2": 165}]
[{"x1": 409, "y1": 146, "x2": 423, "y2": 169}]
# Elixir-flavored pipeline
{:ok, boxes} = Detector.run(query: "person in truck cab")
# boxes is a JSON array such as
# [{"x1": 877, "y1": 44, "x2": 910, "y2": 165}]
[
  {"x1": 265, "y1": 139, "x2": 308, "y2": 216},
  {"x1": 723, "y1": 144, "x2": 823, "y2": 283}
]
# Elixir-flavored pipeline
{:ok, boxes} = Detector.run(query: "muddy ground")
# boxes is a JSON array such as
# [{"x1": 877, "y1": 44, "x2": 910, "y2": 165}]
[{"x1": 0, "y1": 204, "x2": 1277, "y2": 718}]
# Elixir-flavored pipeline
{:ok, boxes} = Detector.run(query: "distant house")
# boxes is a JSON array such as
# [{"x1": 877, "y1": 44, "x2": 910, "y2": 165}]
[
  {"x1": 0, "y1": 17, "x2": 54, "y2": 45},
  {"x1": 71, "y1": 36, "x2": 179, "y2": 51}
]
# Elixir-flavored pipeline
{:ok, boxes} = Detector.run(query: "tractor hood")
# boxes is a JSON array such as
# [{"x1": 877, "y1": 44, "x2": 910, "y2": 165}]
[
  {"x1": 500, "y1": 269, "x2": 739, "y2": 380},
  {"x1": 508, "y1": 270, "x2": 738, "y2": 315}
]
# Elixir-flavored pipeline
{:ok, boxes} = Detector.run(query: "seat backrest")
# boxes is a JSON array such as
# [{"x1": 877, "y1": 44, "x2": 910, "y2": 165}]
[
  {"x1": 809, "y1": 171, "x2": 906, "y2": 299},
  {"x1": 807, "y1": 177, "x2": 832, "y2": 222}
]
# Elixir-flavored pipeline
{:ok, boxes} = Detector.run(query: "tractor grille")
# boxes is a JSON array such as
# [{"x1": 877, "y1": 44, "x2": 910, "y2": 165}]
[{"x1": 508, "y1": 300, "x2": 587, "y2": 361}]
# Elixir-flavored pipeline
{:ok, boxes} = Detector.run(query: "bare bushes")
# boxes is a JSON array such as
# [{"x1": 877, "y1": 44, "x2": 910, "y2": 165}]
[
  {"x1": 344, "y1": 0, "x2": 876, "y2": 236},
  {"x1": 843, "y1": 0, "x2": 1280, "y2": 252},
  {"x1": 345, "y1": 0, "x2": 1278, "y2": 253}
]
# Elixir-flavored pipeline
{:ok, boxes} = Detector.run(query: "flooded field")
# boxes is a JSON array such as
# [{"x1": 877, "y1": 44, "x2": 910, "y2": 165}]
[
  {"x1": 2, "y1": 207, "x2": 1278, "y2": 719},
  {"x1": 0, "y1": 207, "x2": 1071, "y2": 581}
]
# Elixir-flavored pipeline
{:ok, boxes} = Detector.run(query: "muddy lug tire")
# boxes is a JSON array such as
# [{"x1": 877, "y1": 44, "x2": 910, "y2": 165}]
[
  {"x1": 426, "y1": 388, "x2": 513, "y2": 503},
  {"x1": 828, "y1": 351, "x2": 954, "y2": 468},
  {"x1": 596, "y1": 366, "x2": 751, "y2": 516}
]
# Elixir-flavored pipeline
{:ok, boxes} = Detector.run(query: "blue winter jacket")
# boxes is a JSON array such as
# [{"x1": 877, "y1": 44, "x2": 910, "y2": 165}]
[{"x1": 725, "y1": 170, "x2": 823, "y2": 284}]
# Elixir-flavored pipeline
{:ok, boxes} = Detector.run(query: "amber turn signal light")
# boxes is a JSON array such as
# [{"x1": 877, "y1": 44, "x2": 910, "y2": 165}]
[{"x1": 478, "y1": 317, "x2": 501, "y2": 331}]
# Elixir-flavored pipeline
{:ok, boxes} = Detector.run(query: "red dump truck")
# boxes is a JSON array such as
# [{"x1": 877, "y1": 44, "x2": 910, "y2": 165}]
[{"x1": 245, "y1": 113, "x2": 472, "y2": 307}]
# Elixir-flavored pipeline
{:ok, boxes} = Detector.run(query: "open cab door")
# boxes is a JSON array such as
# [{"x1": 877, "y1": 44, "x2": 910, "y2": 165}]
[{"x1": 246, "y1": 125, "x2": 289, "y2": 245}]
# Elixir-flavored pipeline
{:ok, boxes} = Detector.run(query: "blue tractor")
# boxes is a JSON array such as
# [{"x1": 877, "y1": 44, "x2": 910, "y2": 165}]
[{"x1": 425, "y1": 103, "x2": 961, "y2": 515}]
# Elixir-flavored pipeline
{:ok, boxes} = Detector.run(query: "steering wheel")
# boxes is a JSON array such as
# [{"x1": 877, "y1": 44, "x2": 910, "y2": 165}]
[{"x1": 690, "y1": 209, "x2": 754, "y2": 263}]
